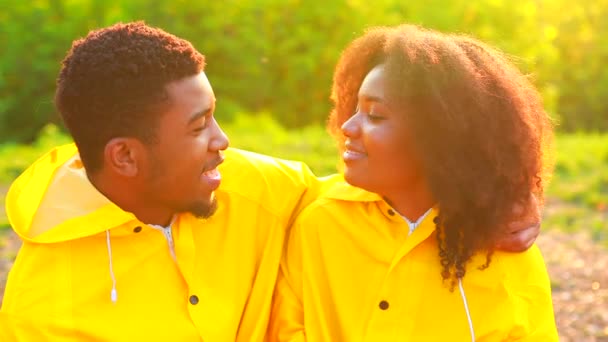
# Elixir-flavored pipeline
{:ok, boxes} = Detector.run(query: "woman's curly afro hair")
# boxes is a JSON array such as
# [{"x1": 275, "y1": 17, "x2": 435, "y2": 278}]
[{"x1": 329, "y1": 24, "x2": 553, "y2": 288}]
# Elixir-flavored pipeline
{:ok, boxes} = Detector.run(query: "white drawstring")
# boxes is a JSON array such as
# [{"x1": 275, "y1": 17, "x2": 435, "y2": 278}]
[
  {"x1": 149, "y1": 221, "x2": 177, "y2": 262},
  {"x1": 105, "y1": 230, "x2": 118, "y2": 303},
  {"x1": 458, "y1": 278, "x2": 475, "y2": 342},
  {"x1": 400, "y1": 208, "x2": 433, "y2": 236}
]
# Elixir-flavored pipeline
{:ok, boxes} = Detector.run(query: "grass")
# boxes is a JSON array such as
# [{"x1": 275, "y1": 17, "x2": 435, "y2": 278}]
[
  {"x1": 544, "y1": 134, "x2": 608, "y2": 245},
  {"x1": 0, "y1": 119, "x2": 606, "y2": 244},
  {"x1": 0, "y1": 125, "x2": 72, "y2": 184},
  {"x1": 222, "y1": 113, "x2": 340, "y2": 176},
  {"x1": 548, "y1": 133, "x2": 608, "y2": 209},
  {"x1": 0, "y1": 187, "x2": 7, "y2": 230},
  {"x1": 0, "y1": 124, "x2": 72, "y2": 230}
]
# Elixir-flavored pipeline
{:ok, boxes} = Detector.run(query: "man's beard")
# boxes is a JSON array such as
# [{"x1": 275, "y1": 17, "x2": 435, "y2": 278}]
[{"x1": 188, "y1": 193, "x2": 219, "y2": 219}]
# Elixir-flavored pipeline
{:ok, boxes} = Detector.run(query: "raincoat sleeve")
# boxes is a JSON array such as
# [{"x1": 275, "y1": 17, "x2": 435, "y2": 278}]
[
  {"x1": 287, "y1": 174, "x2": 340, "y2": 229},
  {"x1": 267, "y1": 218, "x2": 306, "y2": 342},
  {"x1": 0, "y1": 311, "x2": 61, "y2": 341},
  {"x1": 510, "y1": 284, "x2": 559, "y2": 341},
  {"x1": 499, "y1": 246, "x2": 559, "y2": 341}
]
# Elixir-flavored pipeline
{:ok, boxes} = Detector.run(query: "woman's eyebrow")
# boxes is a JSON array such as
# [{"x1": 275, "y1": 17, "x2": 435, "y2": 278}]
[{"x1": 358, "y1": 94, "x2": 385, "y2": 103}]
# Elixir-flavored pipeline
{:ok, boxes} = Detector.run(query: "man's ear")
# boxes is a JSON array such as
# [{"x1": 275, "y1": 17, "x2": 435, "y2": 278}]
[{"x1": 103, "y1": 138, "x2": 141, "y2": 177}]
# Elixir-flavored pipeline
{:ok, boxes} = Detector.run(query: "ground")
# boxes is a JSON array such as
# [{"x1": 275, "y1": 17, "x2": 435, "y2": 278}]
[{"x1": 538, "y1": 230, "x2": 608, "y2": 341}]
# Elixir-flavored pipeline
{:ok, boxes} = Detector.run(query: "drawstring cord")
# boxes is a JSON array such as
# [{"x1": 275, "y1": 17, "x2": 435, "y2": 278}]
[
  {"x1": 458, "y1": 278, "x2": 475, "y2": 342},
  {"x1": 106, "y1": 230, "x2": 118, "y2": 303},
  {"x1": 400, "y1": 209, "x2": 475, "y2": 340},
  {"x1": 105, "y1": 218, "x2": 175, "y2": 304}
]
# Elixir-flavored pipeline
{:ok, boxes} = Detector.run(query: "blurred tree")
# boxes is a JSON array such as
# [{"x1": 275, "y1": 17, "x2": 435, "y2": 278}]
[{"x1": 0, "y1": 0, "x2": 606, "y2": 143}]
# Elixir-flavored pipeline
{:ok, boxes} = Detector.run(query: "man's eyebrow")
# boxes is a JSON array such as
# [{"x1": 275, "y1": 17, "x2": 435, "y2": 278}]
[
  {"x1": 187, "y1": 109, "x2": 210, "y2": 125},
  {"x1": 187, "y1": 101, "x2": 215, "y2": 125}
]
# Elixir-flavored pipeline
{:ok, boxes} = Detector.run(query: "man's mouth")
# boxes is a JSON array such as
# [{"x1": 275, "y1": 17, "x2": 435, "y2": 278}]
[
  {"x1": 201, "y1": 155, "x2": 225, "y2": 189},
  {"x1": 202, "y1": 168, "x2": 221, "y2": 180},
  {"x1": 203, "y1": 155, "x2": 225, "y2": 173}
]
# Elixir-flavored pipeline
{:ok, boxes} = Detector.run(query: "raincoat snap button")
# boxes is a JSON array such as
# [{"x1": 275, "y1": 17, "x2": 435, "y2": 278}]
[
  {"x1": 189, "y1": 295, "x2": 199, "y2": 305},
  {"x1": 379, "y1": 300, "x2": 389, "y2": 310},
  {"x1": 133, "y1": 226, "x2": 142, "y2": 233},
  {"x1": 387, "y1": 209, "x2": 395, "y2": 216}
]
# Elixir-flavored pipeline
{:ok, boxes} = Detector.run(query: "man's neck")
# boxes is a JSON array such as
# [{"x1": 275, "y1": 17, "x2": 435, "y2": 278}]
[{"x1": 88, "y1": 172, "x2": 174, "y2": 226}]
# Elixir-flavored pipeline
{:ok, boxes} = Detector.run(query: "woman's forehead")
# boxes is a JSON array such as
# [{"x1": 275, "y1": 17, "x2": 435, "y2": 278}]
[{"x1": 358, "y1": 64, "x2": 387, "y2": 102}]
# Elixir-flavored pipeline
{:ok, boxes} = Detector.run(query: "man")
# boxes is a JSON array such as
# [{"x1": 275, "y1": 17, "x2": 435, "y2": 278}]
[{"x1": 0, "y1": 22, "x2": 540, "y2": 341}]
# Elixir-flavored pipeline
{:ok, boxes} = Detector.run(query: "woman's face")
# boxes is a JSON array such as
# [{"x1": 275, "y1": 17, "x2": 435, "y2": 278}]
[{"x1": 341, "y1": 64, "x2": 427, "y2": 199}]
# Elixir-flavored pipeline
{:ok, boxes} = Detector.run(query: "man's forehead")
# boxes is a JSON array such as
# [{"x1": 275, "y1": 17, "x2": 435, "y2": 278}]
[{"x1": 165, "y1": 72, "x2": 214, "y2": 95}]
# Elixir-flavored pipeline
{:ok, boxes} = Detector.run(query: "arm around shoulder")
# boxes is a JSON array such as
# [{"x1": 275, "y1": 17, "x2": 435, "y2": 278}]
[
  {"x1": 507, "y1": 246, "x2": 559, "y2": 341},
  {"x1": 267, "y1": 219, "x2": 308, "y2": 342}
]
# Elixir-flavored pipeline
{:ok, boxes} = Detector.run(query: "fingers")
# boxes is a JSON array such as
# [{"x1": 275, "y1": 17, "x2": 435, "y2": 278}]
[
  {"x1": 497, "y1": 222, "x2": 540, "y2": 252},
  {"x1": 497, "y1": 193, "x2": 542, "y2": 252}
]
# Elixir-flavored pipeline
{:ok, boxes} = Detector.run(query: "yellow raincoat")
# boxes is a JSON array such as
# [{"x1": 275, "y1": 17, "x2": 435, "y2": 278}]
[
  {"x1": 269, "y1": 181, "x2": 558, "y2": 341},
  {"x1": 0, "y1": 144, "x2": 333, "y2": 341}
]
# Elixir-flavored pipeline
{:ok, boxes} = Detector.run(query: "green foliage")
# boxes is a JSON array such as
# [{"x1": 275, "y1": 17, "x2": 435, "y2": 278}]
[
  {"x1": 0, "y1": 124, "x2": 71, "y2": 229},
  {"x1": 538, "y1": 134, "x2": 608, "y2": 244},
  {"x1": 223, "y1": 113, "x2": 339, "y2": 176},
  {"x1": 0, "y1": 124, "x2": 72, "y2": 184},
  {"x1": 549, "y1": 134, "x2": 608, "y2": 209},
  {"x1": 1, "y1": 0, "x2": 607, "y2": 144}
]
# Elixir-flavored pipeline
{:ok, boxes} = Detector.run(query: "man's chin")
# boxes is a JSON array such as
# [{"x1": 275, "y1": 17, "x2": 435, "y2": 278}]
[{"x1": 188, "y1": 195, "x2": 218, "y2": 219}]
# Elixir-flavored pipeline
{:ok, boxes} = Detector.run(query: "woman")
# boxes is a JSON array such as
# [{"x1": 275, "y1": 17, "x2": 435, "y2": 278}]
[{"x1": 269, "y1": 25, "x2": 557, "y2": 341}]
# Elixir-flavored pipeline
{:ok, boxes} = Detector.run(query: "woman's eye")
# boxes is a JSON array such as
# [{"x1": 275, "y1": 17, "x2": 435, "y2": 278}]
[{"x1": 367, "y1": 113, "x2": 386, "y2": 122}]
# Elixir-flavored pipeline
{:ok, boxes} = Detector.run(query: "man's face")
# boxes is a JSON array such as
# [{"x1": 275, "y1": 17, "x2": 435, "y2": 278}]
[{"x1": 140, "y1": 72, "x2": 229, "y2": 219}]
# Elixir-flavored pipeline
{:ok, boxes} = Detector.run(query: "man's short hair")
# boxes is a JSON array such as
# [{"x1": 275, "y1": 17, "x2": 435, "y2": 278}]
[{"x1": 55, "y1": 21, "x2": 205, "y2": 172}]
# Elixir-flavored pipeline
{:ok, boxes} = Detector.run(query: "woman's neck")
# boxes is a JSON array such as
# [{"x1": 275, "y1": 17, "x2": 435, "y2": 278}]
[{"x1": 382, "y1": 181, "x2": 435, "y2": 222}]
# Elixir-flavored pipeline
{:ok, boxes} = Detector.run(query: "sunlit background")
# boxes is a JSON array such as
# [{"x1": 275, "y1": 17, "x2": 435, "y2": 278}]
[{"x1": 0, "y1": 1, "x2": 606, "y2": 340}]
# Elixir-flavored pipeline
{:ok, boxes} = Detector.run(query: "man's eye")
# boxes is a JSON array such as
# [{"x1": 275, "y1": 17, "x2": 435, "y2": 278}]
[{"x1": 193, "y1": 118, "x2": 209, "y2": 132}]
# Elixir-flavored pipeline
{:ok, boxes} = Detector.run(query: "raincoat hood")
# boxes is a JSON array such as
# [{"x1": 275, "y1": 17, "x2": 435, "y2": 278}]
[{"x1": 6, "y1": 144, "x2": 136, "y2": 243}]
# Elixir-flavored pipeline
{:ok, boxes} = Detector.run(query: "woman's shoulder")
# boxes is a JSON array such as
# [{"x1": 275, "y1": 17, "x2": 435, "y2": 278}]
[
  {"x1": 497, "y1": 245, "x2": 551, "y2": 287},
  {"x1": 466, "y1": 245, "x2": 551, "y2": 290}
]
